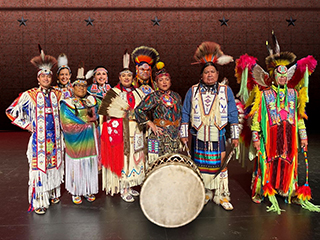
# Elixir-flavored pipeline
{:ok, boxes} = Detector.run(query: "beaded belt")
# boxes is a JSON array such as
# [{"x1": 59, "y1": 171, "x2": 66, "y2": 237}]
[{"x1": 154, "y1": 119, "x2": 180, "y2": 127}]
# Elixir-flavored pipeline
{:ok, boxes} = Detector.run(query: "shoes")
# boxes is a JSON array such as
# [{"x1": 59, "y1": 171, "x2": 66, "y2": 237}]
[
  {"x1": 291, "y1": 196, "x2": 301, "y2": 205},
  {"x1": 252, "y1": 194, "x2": 263, "y2": 204},
  {"x1": 205, "y1": 189, "x2": 213, "y2": 205},
  {"x1": 50, "y1": 197, "x2": 60, "y2": 204},
  {"x1": 72, "y1": 196, "x2": 82, "y2": 205},
  {"x1": 129, "y1": 188, "x2": 139, "y2": 197},
  {"x1": 121, "y1": 193, "x2": 134, "y2": 203},
  {"x1": 84, "y1": 194, "x2": 96, "y2": 203},
  {"x1": 220, "y1": 198, "x2": 233, "y2": 211},
  {"x1": 34, "y1": 208, "x2": 47, "y2": 215}
]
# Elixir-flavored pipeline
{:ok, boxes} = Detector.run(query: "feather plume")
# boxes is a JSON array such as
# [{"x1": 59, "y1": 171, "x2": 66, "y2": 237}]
[
  {"x1": 266, "y1": 41, "x2": 273, "y2": 56},
  {"x1": 298, "y1": 87, "x2": 308, "y2": 119},
  {"x1": 287, "y1": 65, "x2": 297, "y2": 81},
  {"x1": 248, "y1": 86, "x2": 261, "y2": 116},
  {"x1": 217, "y1": 55, "x2": 234, "y2": 65},
  {"x1": 57, "y1": 53, "x2": 68, "y2": 68},
  {"x1": 38, "y1": 44, "x2": 45, "y2": 62},
  {"x1": 194, "y1": 41, "x2": 224, "y2": 64},
  {"x1": 235, "y1": 54, "x2": 257, "y2": 84},
  {"x1": 252, "y1": 65, "x2": 269, "y2": 88},
  {"x1": 77, "y1": 67, "x2": 84, "y2": 79},
  {"x1": 123, "y1": 50, "x2": 130, "y2": 69},
  {"x1": 85, "y1": 69, "x2": 94, "y2": 80},
  {"x1": 30, "y1": 45, "x2": 57, "y2": 71},
  {"x1": 272, "y1": 30, "x2": 280, "y2": 55}
]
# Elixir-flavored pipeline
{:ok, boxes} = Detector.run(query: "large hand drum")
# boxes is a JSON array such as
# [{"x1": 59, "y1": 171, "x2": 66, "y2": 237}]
[{"x1": 140, "y1": 153, "x2": 205, "y2": 228}]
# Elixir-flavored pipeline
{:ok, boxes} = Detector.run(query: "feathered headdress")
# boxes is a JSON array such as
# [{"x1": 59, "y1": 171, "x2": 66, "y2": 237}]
[
  {"x1": 193, "y1": 41, "x2": 233, "y2": 65},
  {"x1": 235, "y1": 30, "x2": 317, "y2": 104},
  {"x1": 265, "y1": 31, "x2": 296, "y2": 78},
  {"x1": 57, "y1": 53, "x2": 71, "y2": 75},
  {"x1": 155, "y1": 61, "x2": 170, "y2": 80},
  {"x1": 120, "y1": 50, "x2": 133, "y2": 75},
  {"x1": 131, "y1": 46, "x2": 160, "y2": 68},
  {"x1": 85, "y1": 65, "x2": 108, "y2": 83},
  {"x1": 30, "y1": 44, "x2": 57, "y2": 76},
  {"x1": 72, "y1": 63, "x2": 87, "y2": 86}
]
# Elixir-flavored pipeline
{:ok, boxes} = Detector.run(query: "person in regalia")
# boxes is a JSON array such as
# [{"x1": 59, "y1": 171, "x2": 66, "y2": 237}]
[
  {"x1": 53, "y1": 53, "x2": 73, "y2": 99},
  {"x1": 59, "y1": 66, "x2": 101, "y2": 205},
  {"x1": 86, "y1": 66, "x2": 111, "y2": 99},
  {"x1": 99, "y1": 51, "x2": 146, "y2": 202},
  {"x1": 180, "y1": 42, "x2": 239, "y2": 211},
  {"x1": 235, "y1": 31, "x2": 320, "y2": 214},
  {"x1": 135, "y1": 62, "x2": 182, "y2": 164},
  {"x1": 6, "y1": 46, "x2": 64, "y2": 215},
  {"x1": 131, "y1": 46, "x2": 160, "y2": 95}
]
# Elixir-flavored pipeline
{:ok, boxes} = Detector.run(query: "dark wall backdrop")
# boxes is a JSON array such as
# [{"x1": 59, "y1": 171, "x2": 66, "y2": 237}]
[{"x1": 1, "y1": 1, "x2": 320, "y2": 132}]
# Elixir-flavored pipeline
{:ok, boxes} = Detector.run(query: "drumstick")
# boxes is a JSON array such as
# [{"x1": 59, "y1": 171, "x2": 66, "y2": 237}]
[
  {"x1": 213, "y1": 147, "x2": 235, "y2": 179},
  {"x1": 184, "y1": 142, "x2": 191, "y2": 157}
]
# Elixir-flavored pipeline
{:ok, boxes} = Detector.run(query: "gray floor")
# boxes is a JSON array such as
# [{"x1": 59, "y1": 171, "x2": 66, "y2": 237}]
[{"x1": 0, "y1": 131, "x2": 320, "y2": 240}]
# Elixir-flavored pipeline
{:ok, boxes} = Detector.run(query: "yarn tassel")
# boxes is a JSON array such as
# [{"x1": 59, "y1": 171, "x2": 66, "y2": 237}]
[
  {"x1": 296, "y1": 148, "x2": 320, "y2": 212},
  {"x1": 263, "y1": 181, "x2": 284, "y2": 214},
  {"x1": 266, "y1": 195, "x2": 283, "y2": 215}
]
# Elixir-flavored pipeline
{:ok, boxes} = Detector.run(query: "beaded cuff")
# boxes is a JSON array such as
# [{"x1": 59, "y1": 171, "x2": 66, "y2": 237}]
[
  {"x1": 230, "y1": 124, "x2": 239, "y2": 139},
  {"x1": 180, "y1": 123, "x2": 188, "y2": 138},
  {"x1": 252, "y1": 131, "x2": 259, "y2": 142}
]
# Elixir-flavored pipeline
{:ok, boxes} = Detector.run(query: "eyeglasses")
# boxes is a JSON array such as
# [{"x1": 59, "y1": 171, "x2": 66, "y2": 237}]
[{"x1": 75, "y1": 84, "x2": 87, "y2": 88}]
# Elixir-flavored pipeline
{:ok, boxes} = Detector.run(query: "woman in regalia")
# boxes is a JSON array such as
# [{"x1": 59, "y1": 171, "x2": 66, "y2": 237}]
[
  {"x1": 53, "y1": 53, "x2": 73, "y2": 99},
  {"x1": 60, "y1": 66, "x2": 101, "y2": 204},
  {"x1": 135, "y1": 62, "x2": 182, "y2": 164},
  {"x1": 86, "y1": 66, "x2": 111, "y2": 99},
  {"x1": 99, "y1": 51, "x2": 146, "y2": 202}
]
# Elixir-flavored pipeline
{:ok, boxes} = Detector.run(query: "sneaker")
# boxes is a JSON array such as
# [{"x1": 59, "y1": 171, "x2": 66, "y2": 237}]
[
  {"x1": 129, "y1": 188, "x2": 139, "y2": 197},
  {"x1": 72, "y1": 196, "x2": 82, "y2": 205},
  {"x1": 84, "y1": 194, "x2": 96, "y2": 203},
  {"x1": 220, "y1": 198, "x2": 233, "y2": 211},
  {"x1": 50, "y1": 197, "x2": 60, "y2": 204},
  {"x1": 34, "y1": 208, "x2": 46, "y2": 215},
  {"x1": 252, "y1": 194, "x2": 263, "y2": 204},
  {"x1": 121, "y1": 193, "x2": 134, "y2": 203},
  {"x1": 291, "y1": 196, "x2": 301, "y2": 205}
]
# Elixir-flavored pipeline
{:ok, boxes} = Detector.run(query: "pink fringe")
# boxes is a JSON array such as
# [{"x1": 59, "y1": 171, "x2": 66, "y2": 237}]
[
  {"x1": 288, "y1": 55, "x2": 317, "y2": 88},
  {"x1": 235, "y1": 54, "x2": 257, "y2": 70}
]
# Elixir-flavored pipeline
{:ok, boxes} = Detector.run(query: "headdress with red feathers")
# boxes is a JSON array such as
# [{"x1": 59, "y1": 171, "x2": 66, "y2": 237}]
[
  {"x1": 131, "y1": 46, "x2": 159, "y2": 68},
  {"x1": 235, "y1": 30, "x2": 317, "y2": 106},
  {"x1": 193, "y1": 41, "x2": 233, "y2": 66}
]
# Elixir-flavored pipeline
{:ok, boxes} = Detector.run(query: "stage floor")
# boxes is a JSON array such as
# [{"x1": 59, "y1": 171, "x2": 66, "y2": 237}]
[{"x1": 0, "y1": 131, "x2": 320, "y2": 240}]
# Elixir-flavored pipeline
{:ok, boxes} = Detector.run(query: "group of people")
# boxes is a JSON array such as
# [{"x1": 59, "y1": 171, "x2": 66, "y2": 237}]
[{"x1": 6, "y1": 33, "x2": 319, "y2": 216}]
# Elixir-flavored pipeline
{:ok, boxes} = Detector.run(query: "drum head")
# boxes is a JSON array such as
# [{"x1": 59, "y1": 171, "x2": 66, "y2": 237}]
[{"x1": 140, "y1": 162, "x2": 205, "y2": 228}]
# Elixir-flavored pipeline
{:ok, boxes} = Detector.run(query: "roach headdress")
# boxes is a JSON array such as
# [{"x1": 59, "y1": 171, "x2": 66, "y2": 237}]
[
  {"x1": 131, "y1": 46, "x2": 160, "y2": 68},
  {"x1": 30, "y1": 44, "x2": 57, "y2": 76},
  {"x1": 193, "y1": 41, "x2": 233, "y2": 65}
]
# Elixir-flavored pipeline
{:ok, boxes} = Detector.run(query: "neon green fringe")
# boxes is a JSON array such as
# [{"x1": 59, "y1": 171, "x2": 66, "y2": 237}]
[
  {"x1": 266, "y1": 195, "x2": 285, "y2": 215},
  {"x1": 300, "y1": 200, "x2": 320, "y2": 212}
]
